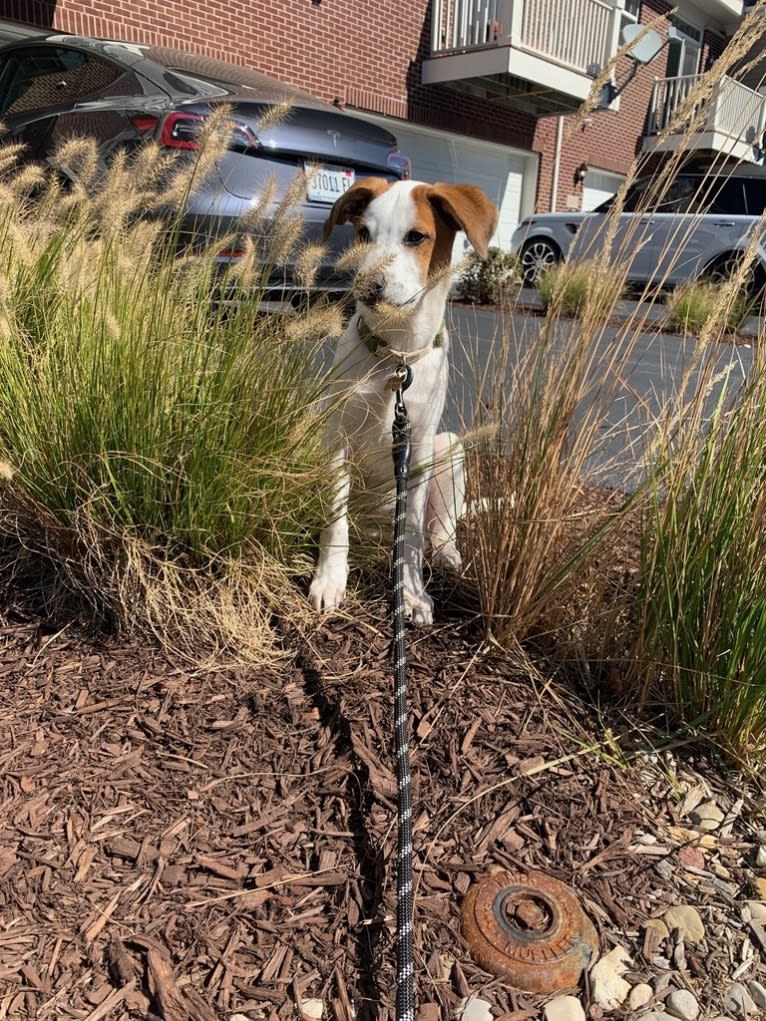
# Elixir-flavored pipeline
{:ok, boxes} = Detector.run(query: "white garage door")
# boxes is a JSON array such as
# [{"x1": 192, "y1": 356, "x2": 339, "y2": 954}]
[
  {"x1": 360, "y1": 115, "x2": 537, "y2": 260},
  {"x1": 582, "y1": 168, "x2": 626, "y2": 211}
]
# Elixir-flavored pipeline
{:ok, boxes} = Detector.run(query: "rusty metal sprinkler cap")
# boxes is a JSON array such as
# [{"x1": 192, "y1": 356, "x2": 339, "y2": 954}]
[{"x1": 460, "y1": 869, "x2": 598, "y2": 993}]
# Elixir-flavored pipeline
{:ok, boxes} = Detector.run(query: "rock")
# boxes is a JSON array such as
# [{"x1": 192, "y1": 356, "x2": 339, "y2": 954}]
[
  {"x1": 457, "y1": 997, "x2": 493, "y2": 1021},
  {"x1": 302, "y1": 1000, "x2": 324, "y2": 1020},
  {"x1": 677, "y1": 846, "x2": 705, "y2": 869},
  {"x1": 665, "y1": 989, "x2": 699, "y2": 1021},
  {"x1": 655, "y1": 859, "x2": 675, "y2": 881},
  {"x1": 668, "y1": 826, "x2": 717, "y2": 849},
  {"x1": 752, "y1": 877, "x2": 766, "y2": 899},
  {"x1": 544, "y1": 995, "x2": 586, "y2": 1021},
  {"x1": 756, "y1": 846, "x2": 766, "y2": 868},
  {"x1": 662, "y1": 905, "x2": 705, "y2": 944},
  {"x1": 639, "y1": 1014, "x2": 677, "y2": 1021},
  {"x1": 745, "y1": 900, "x2": 766, "y2": 924},
  {"x1": 722, "y1": 983, "x2": 757, "y2": 1016},
  {"x1": 748, "y1": 981, "x2": 766, "y2": 1010},
  {"x1": 645, "y1": 918, "x2": 670, "y2": 939},
  {"x1": 688, "y1": 801, "x2": 725, "y2": 830},
  {"x1": 589, "y1": 946, "x2": 632, "y2": 1010},
  {"x1": 628, "y1": 984, "x2": 653, "y2": 1010}
]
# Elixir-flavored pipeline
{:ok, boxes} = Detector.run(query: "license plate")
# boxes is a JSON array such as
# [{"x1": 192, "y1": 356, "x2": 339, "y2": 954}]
[{"x1": 306, "y1": 165, "x2": 355, "y2": 203}]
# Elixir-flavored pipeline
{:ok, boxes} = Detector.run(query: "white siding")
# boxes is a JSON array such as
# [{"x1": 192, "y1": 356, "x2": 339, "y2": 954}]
[{"x1": 582, "y1": 168, "x2": 626, "y2": 211}]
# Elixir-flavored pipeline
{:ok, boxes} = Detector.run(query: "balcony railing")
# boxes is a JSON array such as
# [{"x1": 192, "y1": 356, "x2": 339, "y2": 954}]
[
  {"x1": 430, "y1": 0, "x2": 617, "y2": 77},
  {"x1": 648, "y1": 73, "x2": 766, "y2": 149}
]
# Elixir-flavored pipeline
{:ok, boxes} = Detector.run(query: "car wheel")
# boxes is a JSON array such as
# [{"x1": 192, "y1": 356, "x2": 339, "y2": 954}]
[
  {"x1": 703, "y1": 253, "x2": 744, "y2": 287},
  {"x1": 702, "y1": 254, "x2": 766, "y2": 304},
  {"x1": 520, "y1": 239, "x2": 561, "y2": 285}
]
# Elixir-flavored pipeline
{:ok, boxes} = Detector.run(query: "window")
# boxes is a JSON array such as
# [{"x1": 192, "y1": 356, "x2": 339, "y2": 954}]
[
  {"x1": 621, "y1": 0, "x2": 641, "y2": 24},
  {"x1": 740, "y1": 179, "x2": 766, "y2": 215},
  {"x1": 0, "y1": 46, "x2": 126, "y2": 118},
  {"x1": 666, "y1": 18, "x2": 703, "y2": 79}
]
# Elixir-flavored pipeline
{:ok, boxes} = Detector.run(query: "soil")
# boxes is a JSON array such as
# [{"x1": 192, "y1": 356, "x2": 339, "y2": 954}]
[{"x1": 1, "y1": 571, "x2": 765, "y2": 1021}]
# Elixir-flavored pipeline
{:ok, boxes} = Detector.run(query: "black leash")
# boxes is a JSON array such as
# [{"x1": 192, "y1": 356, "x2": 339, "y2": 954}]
[{"x1": 390, "y1": 362, "x2": 415, "y2": 1021}]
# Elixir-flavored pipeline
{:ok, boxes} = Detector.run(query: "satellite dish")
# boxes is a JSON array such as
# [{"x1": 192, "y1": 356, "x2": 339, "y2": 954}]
[{"x1": 621, "y1": 24, "x2": 664, "y2": 64}]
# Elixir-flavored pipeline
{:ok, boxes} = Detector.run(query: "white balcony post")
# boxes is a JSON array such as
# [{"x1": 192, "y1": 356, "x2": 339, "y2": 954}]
[
  {"x1": 757, "y1": 89, "x2": 766, "y2": 152},
  {"x1": 603, "y1": 0, "x2": 624, "y2": 71},
  {"x1": 648, "y1": 77, "x2": 660, "y2": 134},
  {"x1": 499, "y1": 0, "x2": 520, "y2": 46},
  {"x1": 431, "y1": 0, "x2": 444, "y2": 52}
]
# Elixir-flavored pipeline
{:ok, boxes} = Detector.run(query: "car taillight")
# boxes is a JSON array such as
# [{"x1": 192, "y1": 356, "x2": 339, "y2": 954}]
[
  {"x1": 387, "y1": 151, "x2": 411, "y2": 180},
  {"x1": 159, "y1": 112, "x2": 206, "y2": 150},
  {"x1": 158, "y1": 112, "x2": 260, "y2": 152},
  {"x1": 130, "y1": 114, "x2": 160, "y2": 134}
]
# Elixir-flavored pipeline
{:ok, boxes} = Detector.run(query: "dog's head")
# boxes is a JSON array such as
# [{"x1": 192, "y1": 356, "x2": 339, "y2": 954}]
[{"x1": 323, "y1": 178, "x2": 498, "y2": 310}]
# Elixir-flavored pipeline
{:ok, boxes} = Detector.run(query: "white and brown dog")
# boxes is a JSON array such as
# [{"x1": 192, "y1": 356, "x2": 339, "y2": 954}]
[{"x1": 309, "y1": 178, "x2": 498, "y2": 624}]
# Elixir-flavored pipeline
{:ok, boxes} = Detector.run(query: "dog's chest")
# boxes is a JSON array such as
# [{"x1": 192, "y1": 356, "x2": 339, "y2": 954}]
[{"x1": 339, "y1": 354, "x2": 447, "y2": 461}]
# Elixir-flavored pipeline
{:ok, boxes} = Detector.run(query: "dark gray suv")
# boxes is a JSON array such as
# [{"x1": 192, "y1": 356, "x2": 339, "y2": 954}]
[{"x1": 0, "y1": 33, "x2": 410, "y2": 299}]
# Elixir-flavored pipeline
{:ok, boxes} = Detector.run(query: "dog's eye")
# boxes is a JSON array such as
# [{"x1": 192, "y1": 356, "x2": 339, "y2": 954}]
[
  {"x1": 404, "y1": 230, "x2": 428, "y2": 246},
  {"x1": 357, "y1": 226, "x2": 372, "y2": 243}
]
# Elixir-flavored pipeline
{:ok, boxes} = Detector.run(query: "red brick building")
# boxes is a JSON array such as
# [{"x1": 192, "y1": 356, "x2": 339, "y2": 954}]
[{"x1": 1, "y1": 0, "x2": 748, "y2": 248}]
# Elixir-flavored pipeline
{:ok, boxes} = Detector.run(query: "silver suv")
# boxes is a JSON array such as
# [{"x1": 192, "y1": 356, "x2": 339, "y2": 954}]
[{"x1": 511, "y1": 167, "x2": 766, "y2": 292}]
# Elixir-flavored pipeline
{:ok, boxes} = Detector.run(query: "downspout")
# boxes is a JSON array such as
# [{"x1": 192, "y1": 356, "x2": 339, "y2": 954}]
[{"x1": 550, "y1": 115, "x2": 564, "y2": 212}]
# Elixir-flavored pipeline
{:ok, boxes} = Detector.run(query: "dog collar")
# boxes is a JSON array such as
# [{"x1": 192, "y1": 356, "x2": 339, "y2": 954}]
[{"x1": 358, "y1": 315, "x2": 445, "y2": 364}]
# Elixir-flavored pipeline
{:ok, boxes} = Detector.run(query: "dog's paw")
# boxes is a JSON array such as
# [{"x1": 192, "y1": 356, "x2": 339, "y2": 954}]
[
  {"x1": 308, "y1": 567, "x2": 347, "y2": 612},
  {"x1": 404, "y1": 589, "x2": 434, "y2": 626},
  {"x1": 431, "y1": 542, "x2": 463, "y2": 573}
]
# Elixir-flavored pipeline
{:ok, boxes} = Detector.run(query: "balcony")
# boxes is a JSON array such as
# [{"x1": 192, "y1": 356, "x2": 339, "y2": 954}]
[
  {"x1": 422, "y1": 0, "x2": 623, "y2": 116},
  {"x1": 644, "y1": 74, "x2": 766, "y2": 163}
]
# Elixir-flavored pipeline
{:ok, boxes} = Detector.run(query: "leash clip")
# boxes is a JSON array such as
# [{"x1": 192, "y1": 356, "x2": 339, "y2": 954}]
[
  {"x1": 391, "y1": 362, "x2": 412, "y2": 478},
  {"x1": 387, "y1": 362, "x2": 413, "y2": 393}
]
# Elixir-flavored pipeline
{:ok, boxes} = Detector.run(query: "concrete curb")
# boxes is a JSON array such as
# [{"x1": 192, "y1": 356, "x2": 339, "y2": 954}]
[{"x1": 492, "y1": 288, "x2": 763, "y2": 342}]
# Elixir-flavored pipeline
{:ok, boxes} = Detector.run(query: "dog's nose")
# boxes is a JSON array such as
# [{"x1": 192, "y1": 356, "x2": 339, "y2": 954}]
[{"x1": 357, "y1": 274, "x2": 385, "y2": 307}]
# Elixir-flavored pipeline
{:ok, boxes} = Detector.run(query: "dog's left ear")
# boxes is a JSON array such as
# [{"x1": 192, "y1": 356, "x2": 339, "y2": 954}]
[
  {"x1": 427, "y1": 183, "x2": 498, "y2": 260},
  {"x1": 322, "y1": 177, "x2": 391, "y2": 240}
]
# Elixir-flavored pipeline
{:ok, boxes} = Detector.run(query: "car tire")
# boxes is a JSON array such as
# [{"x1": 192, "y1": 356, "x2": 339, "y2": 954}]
[
  {"x1": 706, "y1": 253, "x2": 763, "y2": 298},
  {"x1": 520, "y1": 239, "x2": 561, "y2": 286}
]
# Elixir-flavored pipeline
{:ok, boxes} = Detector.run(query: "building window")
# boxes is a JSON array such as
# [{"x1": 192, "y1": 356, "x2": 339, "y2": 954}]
[
  {"x1": 667, "y1": 17, "x2": 703, "y2": 79},
  {"x1": 621, "y1": 0, "x2": 641, "y2": 24}
]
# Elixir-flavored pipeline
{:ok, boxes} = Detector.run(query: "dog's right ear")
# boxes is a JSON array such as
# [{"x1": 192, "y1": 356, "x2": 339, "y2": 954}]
[{"x1": 322, "y1": 177, "x2": 391, "y2": 240}]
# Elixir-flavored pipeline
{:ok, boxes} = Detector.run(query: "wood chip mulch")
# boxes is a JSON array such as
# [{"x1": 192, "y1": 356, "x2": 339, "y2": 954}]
[{"x1": 0, "y1": 601, "x2": 762, "y2": 1020}]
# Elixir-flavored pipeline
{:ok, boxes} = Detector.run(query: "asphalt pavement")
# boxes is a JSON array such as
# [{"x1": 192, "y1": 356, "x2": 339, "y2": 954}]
[{"x1": 445, "y1": 298, "x2": 755, "y2": 490}]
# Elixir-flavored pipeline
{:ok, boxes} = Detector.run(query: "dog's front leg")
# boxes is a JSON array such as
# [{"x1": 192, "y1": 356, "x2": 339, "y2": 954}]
[
  {"x1": 309, "y1": 448, "x2": 351, "y2": 612},
  {"x1": 402, "y1": 445, "x2": 435, "y2": 625}
]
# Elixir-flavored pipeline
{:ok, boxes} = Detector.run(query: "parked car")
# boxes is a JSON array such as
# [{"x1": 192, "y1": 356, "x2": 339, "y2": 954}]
[
  {"x1": 511, "y1": 167, "x2": 766, "y2": 293},
  {"x1": 0, "y1": 33, "x2": 411, "y2": 300}
]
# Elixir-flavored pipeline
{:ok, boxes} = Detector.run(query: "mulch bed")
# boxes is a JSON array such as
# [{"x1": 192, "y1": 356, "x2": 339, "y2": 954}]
[{"x1": 0, "y1": 592, "x2": 763, "y2": 1021}]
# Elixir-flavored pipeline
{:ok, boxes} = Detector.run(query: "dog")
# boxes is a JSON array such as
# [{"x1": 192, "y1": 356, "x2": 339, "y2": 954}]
[{"x1": 308, "y1": 177, "x2": 498, "y2": 624}]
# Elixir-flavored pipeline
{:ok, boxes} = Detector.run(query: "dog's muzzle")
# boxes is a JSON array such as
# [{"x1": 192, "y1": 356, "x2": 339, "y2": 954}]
[{"x1": 354, "y1": 272, "x2": 385, "y2": 307}]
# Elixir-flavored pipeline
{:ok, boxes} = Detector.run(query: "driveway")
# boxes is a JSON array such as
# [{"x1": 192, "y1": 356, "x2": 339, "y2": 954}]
[{"x1": 445, "y1": 302, "x2": 754, "y2": 490}]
